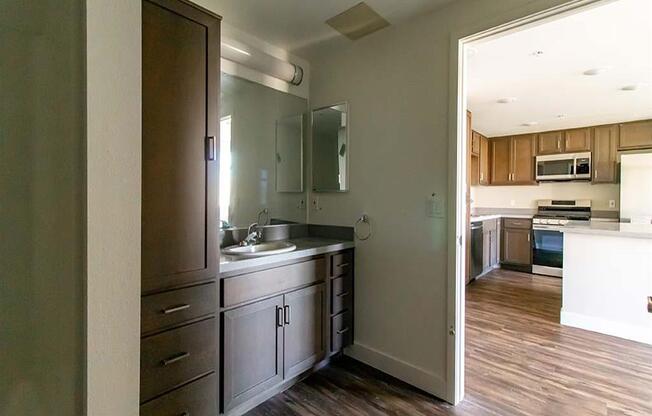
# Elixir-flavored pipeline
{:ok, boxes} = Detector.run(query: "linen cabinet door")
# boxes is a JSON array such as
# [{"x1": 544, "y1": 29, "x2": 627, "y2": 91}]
[{"x1": 222, "y1": 296, "x2": 284, "y2": 413}]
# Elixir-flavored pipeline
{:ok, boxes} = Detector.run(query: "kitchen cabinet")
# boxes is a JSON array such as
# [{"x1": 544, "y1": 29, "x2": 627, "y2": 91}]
[
  {"x1": 501, "y1": 218, "x2": 532, "y2": 268},
  {"x1": 564, "y1": 128, "x2": 592, "y2": 152},
  {"x1": 593, "y1": 124, "x2": 619, "y2": 183},
  {"x1": 140, "y1": 0, "x2": 220, "y2": 412},
  {"x1": 471, "y1": 131, "x2": 481, "y2": 156},
  {"x1": 537, "y1": 131, "x2": 564, "y2": 155},
  {"x1": 619, "y1": 120, "x2": 652, "y2": 150},
  {"x1": 479, "y1": 134, "x2": 490, "y2": 185},
  {"x1": 490, "y1": 135, "x2": 535, "y2": 185}
]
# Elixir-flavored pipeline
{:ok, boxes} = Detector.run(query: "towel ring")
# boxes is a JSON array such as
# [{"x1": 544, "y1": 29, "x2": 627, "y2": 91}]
[{"x1": 354, "y1": 214, "x2": 372, "y2": 241}]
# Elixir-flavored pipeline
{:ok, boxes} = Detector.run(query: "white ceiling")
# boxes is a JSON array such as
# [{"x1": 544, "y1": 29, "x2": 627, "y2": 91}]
[
  {"x1": 467, "y1": 0, "x2": 652, "y2": 138},
  {"x1": 200, "y1": 0, "x2": 454, "y2": 51}
]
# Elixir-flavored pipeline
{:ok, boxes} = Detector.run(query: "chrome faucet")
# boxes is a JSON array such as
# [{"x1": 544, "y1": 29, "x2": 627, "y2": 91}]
[{"x1": 240, "y1": 223, "x2": 263, "y2": 246}]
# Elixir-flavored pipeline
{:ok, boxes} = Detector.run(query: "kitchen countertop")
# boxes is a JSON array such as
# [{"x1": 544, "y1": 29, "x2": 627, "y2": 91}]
[
  {"x1": 561, "y1": 221, "x2": 652, "y2": 239},
  {"x1": 470, "y1": 214, "x2": 533, "y2": 222},
  {"x1": 220, "y1": 237, "x2": 354, "y2": 274}
]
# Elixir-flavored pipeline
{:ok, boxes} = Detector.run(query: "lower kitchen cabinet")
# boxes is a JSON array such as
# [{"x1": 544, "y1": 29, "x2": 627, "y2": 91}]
[
  {"x1": 222, "y1": 295, "x2": 284, "y2": 413},
  {"x1": 501, "y1": 218, "x2": 533, "y2": 269}
]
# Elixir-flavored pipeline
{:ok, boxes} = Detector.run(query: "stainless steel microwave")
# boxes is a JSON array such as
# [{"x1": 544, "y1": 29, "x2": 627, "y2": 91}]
[{"x1": 536, "y1": 152, "x2": 591, "y2": 181}]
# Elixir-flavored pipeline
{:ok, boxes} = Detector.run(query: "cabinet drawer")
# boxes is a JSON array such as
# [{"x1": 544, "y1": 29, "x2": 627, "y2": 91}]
[
  {"x1": 141, "y1": 283, "x2": 216, "y2": 335},
  {"x1": 331, "y1": 276, "x2": 352, "y2": 316},
  {"x1": 222, "y1": 258, "x2": 325, "y2": 308},
  {"x1": 331, "y1": 311, "x2": 352, "y2": 352},
  {"x1": 502, "y1": 218, "x2": 532, "y2": 229},
  {"x1": 140, "y1": 373, "x2": 216, "y2": 416},
  {"x1": 330, "y1": 251, "x2": 353, "y2": 278},
  {"x1": 141, "y1": 318, "x2": 216, "y2": 403}
]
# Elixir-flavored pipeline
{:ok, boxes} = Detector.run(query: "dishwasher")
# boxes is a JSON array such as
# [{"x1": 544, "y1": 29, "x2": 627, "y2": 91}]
[{"x1": 471, "y1": 221, "x2": 483, "y2": 280}]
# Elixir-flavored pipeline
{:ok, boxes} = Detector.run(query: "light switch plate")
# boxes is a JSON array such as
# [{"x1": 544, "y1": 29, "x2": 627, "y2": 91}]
[
  {"x1": 609, "y1": 200, "x2": 616, "y2": 209},
  {"x1": 426, "y1": 193, "x2": 444, "y2": 218}
]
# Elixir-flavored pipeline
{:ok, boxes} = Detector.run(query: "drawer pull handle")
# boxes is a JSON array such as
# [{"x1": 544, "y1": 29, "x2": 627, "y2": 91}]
[
  {"x1": 283, "y1": 305, "x2": 290, "y2": 325},
  {"x1": 337, "y1": 327, "x2": 350, "y2": 335},
  {"x1": 337, "y1": 263, "x2": 350, "y2": 268},
  {"x1": 162, "y1": 304, "x2": 190, "y2": 314},
  {"x1": 336, "y1": 291, "x2": 350, "y2": 298},
  {"x1": 276, "y1": 307, "x2": 283, "y2": 327},
  {"x1": 161, "y1": 352, "x2": 190, "y2": 366}
]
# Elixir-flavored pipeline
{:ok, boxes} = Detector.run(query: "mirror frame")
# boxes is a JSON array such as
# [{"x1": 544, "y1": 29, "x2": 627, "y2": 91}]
[{"x1": 311, "y1": 101, "x2": 350, "y2": 193}]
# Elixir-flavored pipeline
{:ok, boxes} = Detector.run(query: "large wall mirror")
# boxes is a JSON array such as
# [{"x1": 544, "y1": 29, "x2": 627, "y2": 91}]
[
  {"x1": 312, "y1": 103, "x2": 349, "y2": 192},
  {"x1": 220, "y1": 73, "x2": 307, "y2": 228}
]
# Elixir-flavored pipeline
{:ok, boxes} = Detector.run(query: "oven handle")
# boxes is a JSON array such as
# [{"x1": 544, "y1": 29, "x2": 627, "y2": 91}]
[{"x1": 533, "y1": 225, "x2": 564, "y2": 231}]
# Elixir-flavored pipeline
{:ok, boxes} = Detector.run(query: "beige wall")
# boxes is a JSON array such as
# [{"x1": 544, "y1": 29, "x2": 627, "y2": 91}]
[
  {"x1": 0, "y1": 1, "x2": 84, "y2": 414},
  {"x1": 86, "y1": 1, "x2": 141, "y2": 415},
  {"x1": 472, "y1": 182, "x2": 620, "y2": 211},
  {"x1": 300, "y1": 0, "x2": 571, "y2": 400}
]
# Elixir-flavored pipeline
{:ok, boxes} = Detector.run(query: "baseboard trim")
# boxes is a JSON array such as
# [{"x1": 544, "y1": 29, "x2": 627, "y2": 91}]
[
  {"x1": 560, "y1": 310, "x2": 652, "y2": 346},
  {"x1": 345, "y1": 342, "x2": 447, "y2": 400}
]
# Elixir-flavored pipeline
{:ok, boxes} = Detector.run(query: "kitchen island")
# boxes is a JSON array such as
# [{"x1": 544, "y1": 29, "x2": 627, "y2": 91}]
[{"x1": 561, "y1": 221, "x2": 652, "y2": 345}]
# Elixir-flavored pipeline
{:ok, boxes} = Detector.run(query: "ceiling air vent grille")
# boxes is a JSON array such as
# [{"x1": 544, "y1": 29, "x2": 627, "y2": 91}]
[{"x1": 326, "y1": 2, "x2": 390, "y2": 40}]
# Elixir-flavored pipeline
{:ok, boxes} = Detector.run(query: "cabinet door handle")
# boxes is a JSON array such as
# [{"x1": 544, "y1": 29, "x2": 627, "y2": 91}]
[
  {"x1": 527, "y1": 233, "x2": 531, "y2": 242},
  {"x1": 337, "y1": 327, "x2": 350, "y2": 335},
  {"x1": 161, "y1": 352, "x2": 190, "y2": 366},
  {"x1": 647, "y1": 296, "x2": 651, "y2": 313},
  {"x1": 336, "y1": 291, "x2": 350, "y2": 298},
  {"x1": 337, "y1": 262, "x2": 350, "y2": 268},
  {"x1": 162, "y1": 304, "x2": 190, "y2": 314},
  {"x1": 206, "y1": 136, "x2": 216, "y2": 161},
  {"x1": 557, "y1": 138, "x2": 561, "y2": 150},
  {"x1": 276, "y1": 307, "x2": 283, "y2": 327},
  {"x1": 283, "y1": 305, "x2": 290, "y2": 325}
]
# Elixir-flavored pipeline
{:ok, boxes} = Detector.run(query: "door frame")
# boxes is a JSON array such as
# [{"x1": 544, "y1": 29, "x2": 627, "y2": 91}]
[{"x1": 447, "y1": 0, "x2": 609, "y2": 404}]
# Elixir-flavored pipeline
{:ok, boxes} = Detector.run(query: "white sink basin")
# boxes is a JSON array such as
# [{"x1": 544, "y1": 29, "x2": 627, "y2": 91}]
[{"x1": 222, "y1": 241, "x2": 297, "y2": 258}]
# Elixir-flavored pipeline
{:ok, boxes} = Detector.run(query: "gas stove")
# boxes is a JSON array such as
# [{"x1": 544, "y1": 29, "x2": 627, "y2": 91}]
[{"x1": 531, "y1": 200, "x2": 591, "y2": 278}]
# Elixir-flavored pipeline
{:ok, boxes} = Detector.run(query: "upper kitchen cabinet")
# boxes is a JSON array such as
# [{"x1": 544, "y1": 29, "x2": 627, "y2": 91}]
[
  {"x1": 490, "y1": 134, "x2": 535, "y2": 185},
  {"x1": 471, "y1": 131, "x2": 481, "y2": 156},
  {"x1": 618, "y1": 120, "x2": 652, "y2": 150},
  {"x1": 142, "y1": 0, "x2": 220, "y2": 293},
  {"x1": 479, "y1": 134, "x2": 489, "y2": 185},
  {"x1": 564, "y1": 128, "x2": 592, "y2": 152},
  {"x1": 536, "y1": 131, "x2": 564, "y2": 155},
  {"x1": 593, "y1": 124, "x2": 618, "y2": 184}
]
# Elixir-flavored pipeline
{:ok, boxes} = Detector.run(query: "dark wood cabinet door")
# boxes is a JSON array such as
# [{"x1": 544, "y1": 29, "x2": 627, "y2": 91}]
[
  {"x1": 619, "y1": 120, "x2": 652, "y2": 150},
  {"x1": 222, "y1": 296, "x2": 284, "y2": 413},
  {"x1": 490, "y1": 138, "x2": 511, "y2": 185},
  {"x1": 593, "y1": 125, "x2": 618, "y2": 183},
  {"x1": 511, "y1": 134, "x2": 535, "y2": 184},
  {"x1": 283, "y1": 284, "x2": 326, "y2": 379},
  {"x1": 501, "y1": 228, "x2": 532, "y2": 266},
  {"x1": 537, "y1": 131, "x2": 563, "y2": 155},
  {"x1": 479, "y1": 134, "x2": 489, "y2": 185},
  {"x1": 565, "y1": 128, "x2": 591, "y2": 152},
  {"x1": 142, "y1": 0, "x2": 220, "y2": 293}
]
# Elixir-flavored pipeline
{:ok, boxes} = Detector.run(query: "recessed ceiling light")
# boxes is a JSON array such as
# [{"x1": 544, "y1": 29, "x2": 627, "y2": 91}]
[
  {"x1": 583, "y1": 67, "x2": 608, "y2": 76},
  {"x1": 522, "y1": 121, "x2": 538, "y2": 127},
  {"x1": 621, "y1": 83, "x2": 649, "y2": 91},
  {"x1": 497, "y1": 97, "x2": 517, "y2": 104}
]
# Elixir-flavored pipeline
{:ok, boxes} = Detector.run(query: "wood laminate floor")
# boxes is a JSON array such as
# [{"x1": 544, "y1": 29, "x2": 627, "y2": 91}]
[{"x1": 246, "y1": 269, "x2": 652, "y2": 416}]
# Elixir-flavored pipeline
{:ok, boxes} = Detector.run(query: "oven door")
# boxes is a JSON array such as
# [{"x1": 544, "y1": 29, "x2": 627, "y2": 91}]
[
  {"x1": 532, "y1": 226, "x2": 563, "y2": 277},
  {"x1": 536, "y1": 154, "x2": 575, "y2": 181}
]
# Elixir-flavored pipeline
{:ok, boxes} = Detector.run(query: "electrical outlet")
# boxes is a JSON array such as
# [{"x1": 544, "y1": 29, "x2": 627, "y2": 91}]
[
  {"x1": 311, "y1": 196, "x2": 321, "y2": 211},
  {"x1": 297, "y1": 199, "x2": 306, "y2": 209},
  {"x1": 609, "y1": 200, "x2": 616, "y2": 209}
]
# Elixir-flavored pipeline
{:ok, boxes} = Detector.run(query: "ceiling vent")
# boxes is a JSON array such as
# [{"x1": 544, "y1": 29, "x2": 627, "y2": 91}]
[{"x1": 326, "y1": 2, "x2": 390, "y2": 40}]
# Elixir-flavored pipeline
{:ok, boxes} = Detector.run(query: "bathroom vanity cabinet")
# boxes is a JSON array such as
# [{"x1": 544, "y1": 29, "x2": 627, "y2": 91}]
[{"x1": 220, "y1": 249, "x2": 354, "y2": 415}]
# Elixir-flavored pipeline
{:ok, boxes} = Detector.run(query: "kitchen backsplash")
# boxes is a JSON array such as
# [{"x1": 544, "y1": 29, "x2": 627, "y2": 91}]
[{"x1": 471, "y1": 182, "x2": 620, "y2": 211}]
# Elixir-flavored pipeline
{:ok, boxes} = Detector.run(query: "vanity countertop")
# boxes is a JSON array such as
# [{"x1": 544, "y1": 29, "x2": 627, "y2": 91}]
[{"x1": 220, "y1": 237, "x2": 354, "y2": 274}]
